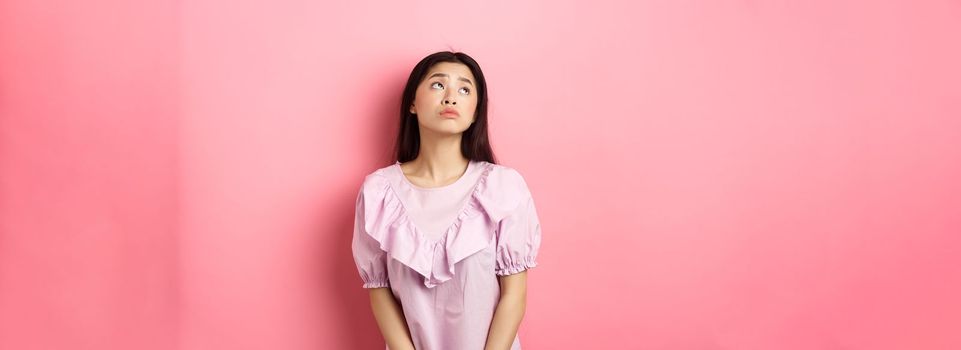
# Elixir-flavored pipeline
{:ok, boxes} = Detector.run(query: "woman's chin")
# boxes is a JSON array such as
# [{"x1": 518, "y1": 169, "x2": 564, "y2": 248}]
[{"x1": 423, "y1": 124, "x2": 470, "y2": 136}]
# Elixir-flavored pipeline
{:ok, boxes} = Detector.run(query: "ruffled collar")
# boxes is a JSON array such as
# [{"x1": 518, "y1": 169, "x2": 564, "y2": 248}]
[{"x1": 361, "y1": 160, "x2": 496, "y2": 288}]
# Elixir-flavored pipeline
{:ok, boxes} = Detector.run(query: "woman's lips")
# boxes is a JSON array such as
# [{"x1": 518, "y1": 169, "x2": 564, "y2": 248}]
[{"x1": 441, "y1": 109, "x2": 459, "y2": 118}]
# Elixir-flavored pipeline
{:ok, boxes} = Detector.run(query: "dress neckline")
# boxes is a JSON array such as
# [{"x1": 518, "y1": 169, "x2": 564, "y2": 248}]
[
  {"x1": 395, "y1": 160, "x2": 476, "y2": 191},
  {"x1": 384, "y1": 160, "x2": 492, "y2": 247}
]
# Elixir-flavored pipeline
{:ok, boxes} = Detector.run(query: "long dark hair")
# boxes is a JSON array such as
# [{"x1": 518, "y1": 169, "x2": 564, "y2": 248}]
[{"x1": 393, "y1": 51, "x2": 497, "y2": 164}]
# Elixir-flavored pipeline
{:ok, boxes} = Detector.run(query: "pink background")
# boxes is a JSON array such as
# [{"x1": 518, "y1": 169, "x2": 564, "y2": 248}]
[{"x1": 2, "y1": 0, "x2": 960, "y2": 349}]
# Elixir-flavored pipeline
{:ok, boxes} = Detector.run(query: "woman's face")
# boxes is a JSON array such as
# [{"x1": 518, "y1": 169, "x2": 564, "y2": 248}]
[{"x1": 409, "y1": 62, "x2": 478, "y2": 135}]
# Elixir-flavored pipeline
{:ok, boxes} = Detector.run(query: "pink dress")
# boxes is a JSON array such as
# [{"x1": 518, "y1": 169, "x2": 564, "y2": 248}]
[{"x1": 351, "y1": 159, "x2": 542, "y2": 350}]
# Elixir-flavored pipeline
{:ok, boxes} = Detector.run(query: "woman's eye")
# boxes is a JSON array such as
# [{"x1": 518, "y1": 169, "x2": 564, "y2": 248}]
[
  {"x1": 459, "y1": 87, "x2": 471, "y2": 95},
  {"x1": 431, "y1": 82, "x2": 443, "y2": 89}
]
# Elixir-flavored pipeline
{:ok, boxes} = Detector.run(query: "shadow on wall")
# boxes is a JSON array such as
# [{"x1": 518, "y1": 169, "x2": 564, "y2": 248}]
[{"x1": 311, "y1": 58, "x2": 413, "y2": 348}]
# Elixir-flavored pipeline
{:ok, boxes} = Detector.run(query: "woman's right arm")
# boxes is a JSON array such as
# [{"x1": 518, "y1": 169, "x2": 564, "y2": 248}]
[{"x1": 368, "y1": 287, "x2": 416, "y2": 350}]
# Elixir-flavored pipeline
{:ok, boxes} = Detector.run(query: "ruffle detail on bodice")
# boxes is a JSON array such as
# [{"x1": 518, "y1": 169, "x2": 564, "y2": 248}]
[{"x1": 360, "y1": 161, "x2": 509, "y2": 288}]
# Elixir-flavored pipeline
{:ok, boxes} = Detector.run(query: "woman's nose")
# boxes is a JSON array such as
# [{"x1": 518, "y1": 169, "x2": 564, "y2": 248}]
[{"x1": 443, "y1": 97, "x2": 456, "y2": 105}]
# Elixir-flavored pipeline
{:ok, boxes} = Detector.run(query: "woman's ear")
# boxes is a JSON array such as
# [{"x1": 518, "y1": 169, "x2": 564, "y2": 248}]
[{"x1": 409, "y1": 104, "x2": 416, "y2": 114}]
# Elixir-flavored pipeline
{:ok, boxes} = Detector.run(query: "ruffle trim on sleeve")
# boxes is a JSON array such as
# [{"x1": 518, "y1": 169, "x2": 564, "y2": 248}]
[
  {"x1": 360, "y1": 162, "x2": 497, "y2": 288},
  {"x1": 495, "y1": 257, "x2": 539, "y2": 276},
  {"x1": 362, "y1": 280, "x2": 390, "y2": 289}
]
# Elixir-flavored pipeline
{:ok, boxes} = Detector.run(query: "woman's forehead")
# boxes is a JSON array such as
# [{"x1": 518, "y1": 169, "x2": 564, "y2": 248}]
[{"x1": 425, "y1": 62, "x2": 475, "y2": 81}]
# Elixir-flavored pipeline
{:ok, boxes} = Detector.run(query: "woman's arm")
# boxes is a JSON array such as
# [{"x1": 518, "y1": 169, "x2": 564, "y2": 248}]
[
  {"x1": 485, "y1": 271, "x2": 528, "y2": 350},
  {"x1": 369, "y1": 288, "x2": 416, "y2": 350}
]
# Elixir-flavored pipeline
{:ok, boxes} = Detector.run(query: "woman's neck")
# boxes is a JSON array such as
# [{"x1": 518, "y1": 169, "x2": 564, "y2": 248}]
[{"x1": 404, "y1": 132, "x2": 469, "y2": 183}]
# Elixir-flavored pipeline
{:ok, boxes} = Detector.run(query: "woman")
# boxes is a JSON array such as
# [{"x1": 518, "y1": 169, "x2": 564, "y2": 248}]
[{"x1": 351, "y1": 51, "x2": 542, "y2": 350}]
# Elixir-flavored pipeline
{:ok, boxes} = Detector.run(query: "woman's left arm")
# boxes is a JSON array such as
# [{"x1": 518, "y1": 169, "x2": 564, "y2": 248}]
[{"x1": 484, "y1": 271, "x2": 528, "y2": 350}]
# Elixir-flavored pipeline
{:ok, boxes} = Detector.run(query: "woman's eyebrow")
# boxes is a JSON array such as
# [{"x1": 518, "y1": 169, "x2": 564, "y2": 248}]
[{"x1": 427, "y1": 73, "x2": 473, "y2": 86}]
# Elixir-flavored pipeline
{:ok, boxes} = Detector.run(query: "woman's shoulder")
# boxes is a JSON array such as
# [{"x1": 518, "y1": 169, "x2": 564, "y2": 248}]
[
  {"x1": 483, "y1": 162, "x2": 531, "y2": 194},
  {"x1": 354, "y1": 162, "x2": 398, "y2": 202},
  {"x1": 360, "y1": 161, "x2": 398, "y2": 182},
  {"x1": 472, "y1": 161, "x2": 535, "y2": 221}
]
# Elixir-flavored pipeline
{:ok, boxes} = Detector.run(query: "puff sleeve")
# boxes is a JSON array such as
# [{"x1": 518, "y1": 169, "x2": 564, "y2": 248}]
[
  {"x1": 350, "y1": 185, "x2": 390, "y2": 288},
  {"x1": 494, "y1": 187, "x2": 543, "y2": 276}
]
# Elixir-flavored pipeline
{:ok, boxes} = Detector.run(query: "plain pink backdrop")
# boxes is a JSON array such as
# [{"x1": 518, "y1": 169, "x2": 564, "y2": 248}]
[{"x1": 2, "y1": 0, "x2": 960, "y2": 349}]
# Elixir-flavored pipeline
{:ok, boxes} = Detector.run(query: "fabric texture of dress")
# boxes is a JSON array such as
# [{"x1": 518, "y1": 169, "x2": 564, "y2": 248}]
[{"x1": 351, "y1": 159, "x2": 542, "y2": 350}]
